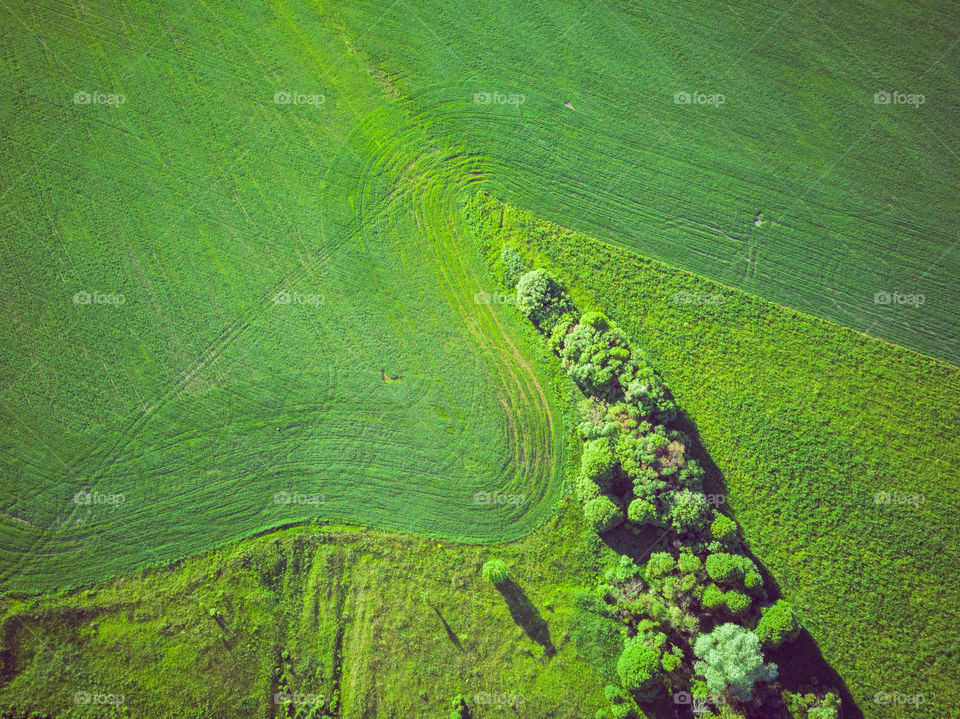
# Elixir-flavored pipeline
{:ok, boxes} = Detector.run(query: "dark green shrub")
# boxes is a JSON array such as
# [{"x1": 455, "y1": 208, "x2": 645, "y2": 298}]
[
  {"x1": 710, "y1": 514, "x2": 737, "y2": 544},
  {"x1": 481, "y1": 559, "x2": 509, "y2": 585},
  {"x1": 617, "y1": 638, "x2": 663, "y2": 699},
  {"x1": 516, "y1": 269, "x2": 576, "y2": 333},
  {"x1": 627, "y1": 498, "x2": 659, "y2": 526},
  {"x1": 584, "y1": 495, "x2": 625, "y2": 533},
  {"x1": 756, "y1": 600, "x2": 801, "y2": 649},
  {"x1": 580, "y1": 438, "x2": 616, "y2": 491}
]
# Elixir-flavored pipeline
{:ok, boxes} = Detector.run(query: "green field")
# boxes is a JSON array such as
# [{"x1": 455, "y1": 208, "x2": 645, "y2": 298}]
[
  {"x1": 0, "y1": 0, "x2": 564, "y2": 593},
  {"x1": 466, "y1": 191, "x2": 960, "y2": 718},
  {"x1": 329, "y1": 0, "x2": 960, "y2": 364},
  {"x1": 1, "y1": 0, "x2": 958, "y2": 717}
]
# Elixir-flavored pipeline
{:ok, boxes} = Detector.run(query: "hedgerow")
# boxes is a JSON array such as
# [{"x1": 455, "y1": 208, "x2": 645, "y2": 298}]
[{"x1": 509, "y1": 265, "x2": 811, "y2": 715}]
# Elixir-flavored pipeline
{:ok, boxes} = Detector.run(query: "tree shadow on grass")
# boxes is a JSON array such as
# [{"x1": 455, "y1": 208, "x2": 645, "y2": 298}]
[
  {"x1": 427, "y1": 602, "x2": 462, "y2": 651},
  {"x1": 674, "y1": 409, "x2": 865, "y2": 719},
  {"x1": 496, "y1": 579, "x2": 555, "y2": 657}
]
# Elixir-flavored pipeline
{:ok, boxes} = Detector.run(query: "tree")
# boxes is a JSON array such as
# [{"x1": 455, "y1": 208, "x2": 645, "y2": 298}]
[
  {"x1": 500, "y1": 246, "x2": 527, "y2": 287},
  {"x1": 701, "y1": 584, "x2": 725, "y2": 610},
  {"x1": 515, "y1": 269, "x2": 575, "y2": 334},
  {"x1": 723, "y1": 590, "x2": 752, "y2": 616},
  {"x1": 583, "y1": 495, "x2": 625, "y2": 533},
  {"x1": 604, "y1": 684, "x2": 639, "y2": 719},
  {"x1": 710, "y1": 514, "x2": 737, "y2": 544},
  {"x1": 627, "y1": 498, "x2": 660, "y2": 527},
  {"x1": 575, "y1": 475, "x2": 603, "y2": 503},
  {"x1": 755, "y1": 600, "x2": 801, "y2": 649},
  {"x1": 617, "y1": 637, "x2": 663, "y2": 700},
  {"x1": 667, "y1": 490, "x2": 712, "y2": 536},
  {"x1": 705, "y1": 553, "x2": 759, "y2": 589},
  {"x1": 693, "y1": 623, "x2": 777, "y2": 701},
  {"x1": 481, "y1": 560, "x2": 509, "y2": 585},
  {"x1": 580, "y1": 438, "x2": 616, "y2": 492}
]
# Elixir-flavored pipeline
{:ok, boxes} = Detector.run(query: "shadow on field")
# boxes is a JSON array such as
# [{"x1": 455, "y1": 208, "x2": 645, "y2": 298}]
[
  {"x1": 429, "y1": 603, "x2": 463, "y2": 651},
  {"x1": 496, "y1": 579, "x2": 555, "y2": 657},
  {"x1": 671, "y1": 410, "x2": 865, "y2": 719}
]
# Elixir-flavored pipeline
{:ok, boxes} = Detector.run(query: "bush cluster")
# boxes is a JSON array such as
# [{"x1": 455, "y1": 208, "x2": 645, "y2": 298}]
[{"x1": 512, "y1": 269, "x2": 805, "y2": 712}]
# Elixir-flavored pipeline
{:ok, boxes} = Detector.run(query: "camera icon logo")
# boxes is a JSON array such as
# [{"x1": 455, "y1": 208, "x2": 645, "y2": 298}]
[
  {"x1": 874, "y1": 91, "x2": 891, "y2": 105},
  {"x1": 273, "y1": 491, "x2": 291, "y2": 505},
  {"x1": 474, "y1": 290, "x2": 491, "y2": 305},
  {"x1": 73, "y1": 91, "x2": 91, "y2": 105},
  {"x1": 73, "y1": 691, "x2": 92, "y2": 705},
  {"x1": 274, "y1": 91, "x2": 292, "y2": 105},
  {"x1": 273, "y1": 291, "x2": 292, "y2": 305},
  {"x1": 873, "y1": 291, "x2": 892, "y2": 305},
  {"x1": 674, "y1": 91, "x2": 692, "y2": 105},
  {"x1": 73, "y1": 291, "x2": 91, "y2": 305},
  {"x1": 473, "y1": 490, "x2": 492, "y2": 504},
  {"x1": 474, "y1": 91, "x2": 492, "y2": 104}
]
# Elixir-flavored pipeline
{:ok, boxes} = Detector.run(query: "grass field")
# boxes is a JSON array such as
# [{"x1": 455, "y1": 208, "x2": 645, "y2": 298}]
[
  {"x1": 466, "y1": 191, "x2": 960, "y2": 718},
  {"x1": 0, "y1": 510, "x2": 614, "y2": 719},
  {"x1": 328, "y1": 0, "x2": 960, "y2": 364},
  {"x1": 0, "y1": 0, "x2": 564, "y2": 593}
]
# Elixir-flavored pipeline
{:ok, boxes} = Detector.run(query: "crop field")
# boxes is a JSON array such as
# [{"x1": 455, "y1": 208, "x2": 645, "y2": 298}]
[
  {"x1": 0, "y1": 0, "x2": 565, "y2": 593},
  {"x1": 467, "y1": 191, "x2": 960, "y2": 717},
  {"x1": 329, "y1": 0, "x2": 960, "y2": 364}
]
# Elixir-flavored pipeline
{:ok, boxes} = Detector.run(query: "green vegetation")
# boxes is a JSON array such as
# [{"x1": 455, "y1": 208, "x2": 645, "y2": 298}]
[
  {"x1": 468, "y1": 190, "x2": 960, "y2": 716},
  {"x1": 0, "y1": 0, "x2": 565, "y2": 594},
  {"x1": 0, "y1": 514, "x2": 610, "y2": 718},
  {"x1": 693, "y1": 624, "x2": 777, "y2": 702},
  {"x1": 506, "y1": 259, "x2": 812, "y2": 715},
  {"x1": 756, "y1": 601, "x2": 802, "y2": 651},
  {"x1": 329, "y1": 0, "x2": 960, "y2": 363},
  {"x1": 1, "y1": 0, "x2": 958, "y2": 717},
  {"x1": 481, "y1": 559, "x2": 509, "y2": 585}
]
